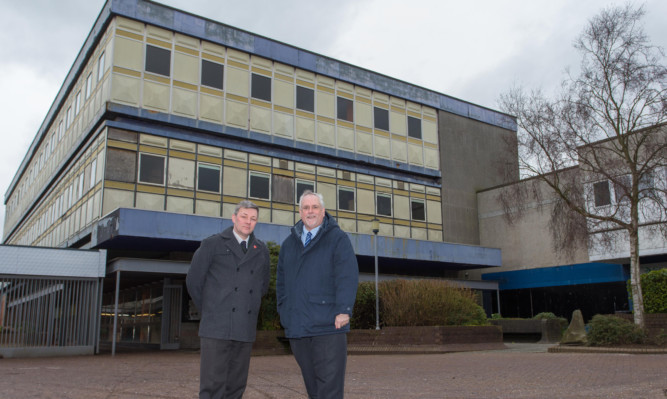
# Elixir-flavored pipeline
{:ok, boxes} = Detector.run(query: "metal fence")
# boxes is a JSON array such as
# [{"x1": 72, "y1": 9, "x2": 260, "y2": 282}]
[
  {"x1": 0, "y1": 245, "x2": 106, "y2": 358},
  {"x1": 1, "y1": 276, "x2": 100, "y2": 349}
]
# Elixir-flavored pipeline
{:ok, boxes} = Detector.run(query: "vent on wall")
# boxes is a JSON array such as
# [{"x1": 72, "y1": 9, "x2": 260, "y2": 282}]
[
  {"x1": 342, "y1": 171, "x2": 351, "y2": 180},
  {"x1": 397, "y1": 181, "x2": 405, "y2": 190},
  {"x1": 279, "y1": 159, "x2": 288, "y2": 169}
]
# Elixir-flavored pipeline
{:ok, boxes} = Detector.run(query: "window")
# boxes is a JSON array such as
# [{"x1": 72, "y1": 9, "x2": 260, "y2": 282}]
[
  {"x1": 58, "y1": 120, "x2": 64, "y2": 140},
  {"x1": 145, "y1": 45, "x2": 171, "y2": 77},
  {"x1": 296, "y1": 86, "x2": 314, "y2": 112},
  {"x1": 251, "y1": 73, "x2": 271, "y2": 102},
  {"x1": 374, "y1": 107, "x2": 389, "y2": 131},
  {"x1": 376, "y1": 193, "x2": 392, "y2": 216},
  {"x1": 201, "y1": 60, "x2": 224, "y2": 90},
  {"x1": 90, "y1": 159, "x2": 97, "y2": 189},
  {"x1": 249, "y1": 172, "x2": 270, "y2": 199},
  {"x1": 296, "y1": 179, "x2": 315, "y2": 203},
  {"x1": 338, "y1": 187, "x2": 355, "y2": 211},
  {"x1": 97, "y1": 52, "x2": 106, "y2": 82},
  {"x1": 138, "y1": 153, "x2": 165, "y2": 185},
  {"x1": 197, "y1": 163, "x2": 220, "y2": 193},
  {"x1": 408, "y1": 116, "x2": 422, "y2": 139},
  {"x1": 337, "y1": 97, "x2": 353, "y2": 122},
  {"x1": 78, "y1": 173, "x2": 85, "y2": 199},
  {"x1": 638, "y1": 171, "x2": 656, "y2": 198},
  {"x1": 411, "y1": 199, "x2": 425, "y2": 221},
  {"x1": 66, "y1": 106, "x2": 72, "y2": 129},
  {"x1": 593, "y1": 180, "x2": 611, "y2": 207},
  {"x1": 75, "y1": 90, "x2": 81, "y2": 115},
  {"x1": 85, "y1": 73, "x2": 93, "y2": 100}
]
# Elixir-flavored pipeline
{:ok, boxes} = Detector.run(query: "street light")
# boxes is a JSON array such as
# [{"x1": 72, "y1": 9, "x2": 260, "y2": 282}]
[{"x1": 371, "y1": 218, "x2": 380, "y2": 330}]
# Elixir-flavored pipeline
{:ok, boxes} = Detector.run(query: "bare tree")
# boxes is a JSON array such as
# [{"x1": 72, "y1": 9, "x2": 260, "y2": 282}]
[{"x1": 499, "y1": 4, "x2": 667, "y2": 328}]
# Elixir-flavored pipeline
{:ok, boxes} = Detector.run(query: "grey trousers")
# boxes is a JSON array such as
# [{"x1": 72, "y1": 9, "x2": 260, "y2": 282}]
[
  {"x1": 199, "y1": 337, "x2": 253, "y2": 399},
  {"x1": 289, "y1": 333, "x2": 347, "y2": 399}
]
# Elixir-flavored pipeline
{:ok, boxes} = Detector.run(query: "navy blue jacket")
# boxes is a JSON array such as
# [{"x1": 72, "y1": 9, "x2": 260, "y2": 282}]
[
  {"x1": 277, "y1": 212, "x2": 359, "y2": 338},
  {"x1": 186, "y1": 226, "x2": 270, "y2": 342}
]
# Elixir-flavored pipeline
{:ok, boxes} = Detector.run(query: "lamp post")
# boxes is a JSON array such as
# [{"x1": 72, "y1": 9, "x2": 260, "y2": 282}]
[{"x1": 371, "y1": 218, "x2": 380, "y2": 330}]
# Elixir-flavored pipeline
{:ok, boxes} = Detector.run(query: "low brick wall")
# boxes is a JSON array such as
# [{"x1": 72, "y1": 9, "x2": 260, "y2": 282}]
[
  {"x1": 347, "y1": 326, "x2": 503, "y2": 346},
  {"x1": 614, "y1": 313, "x2": 667, "y2": 338},
  {"x1": 489, "y1": 319, "x2": 566, "y2": 343}
]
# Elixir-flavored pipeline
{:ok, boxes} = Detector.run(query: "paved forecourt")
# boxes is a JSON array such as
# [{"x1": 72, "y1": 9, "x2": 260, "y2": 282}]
[{"x1": 0, "y1": 345, "x2": 665, "y2": 398}]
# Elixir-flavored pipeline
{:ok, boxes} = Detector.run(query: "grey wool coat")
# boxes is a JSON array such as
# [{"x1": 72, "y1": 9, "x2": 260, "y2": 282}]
[{"x1": 186, "y1": 226, "x2": 270, "y2": 342}]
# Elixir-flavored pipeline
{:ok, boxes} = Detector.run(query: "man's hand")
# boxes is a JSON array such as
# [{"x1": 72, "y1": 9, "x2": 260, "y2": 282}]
[{"x1": 335, "y1": 313, "x2": 350, "y2": 329}]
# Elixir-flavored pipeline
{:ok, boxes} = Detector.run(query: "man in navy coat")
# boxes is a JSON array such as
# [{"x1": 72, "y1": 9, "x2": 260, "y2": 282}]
[
  {"x1": 187, "y1": 200, "x2": 270, "y2": 399},
  {"x1": 277, "y1": 191, "x2": 359, "y2": 399}
]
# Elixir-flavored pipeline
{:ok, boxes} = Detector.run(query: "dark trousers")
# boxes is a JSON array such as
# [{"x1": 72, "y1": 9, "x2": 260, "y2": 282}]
[
  {"x1": 199, "y1": 337, "x2": 253, "y2": 399},
  {"x1": 289, "y1": 333, "x2": 347, "y2": 399}
]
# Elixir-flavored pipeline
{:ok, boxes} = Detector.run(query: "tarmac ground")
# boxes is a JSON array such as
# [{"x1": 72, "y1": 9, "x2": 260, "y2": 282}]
[{"x1": 1, "y1": 344, "x2": 666, "y2": 399}]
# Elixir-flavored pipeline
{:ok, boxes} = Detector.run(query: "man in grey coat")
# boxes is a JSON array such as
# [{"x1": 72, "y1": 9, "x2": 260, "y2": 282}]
[{"x1": 186, "y1": 200, "x2": 270, "y2": 399}]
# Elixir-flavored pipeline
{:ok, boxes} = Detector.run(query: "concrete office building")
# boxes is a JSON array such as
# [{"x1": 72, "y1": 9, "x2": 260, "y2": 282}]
[{"x1": 3, "y1": 0, "x2": 516, "y2": 349}]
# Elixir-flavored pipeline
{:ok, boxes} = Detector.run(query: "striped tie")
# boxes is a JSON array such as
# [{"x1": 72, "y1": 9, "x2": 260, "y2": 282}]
[{"x1": 304, "y1": 231, "x2": 312, "y2": 247}]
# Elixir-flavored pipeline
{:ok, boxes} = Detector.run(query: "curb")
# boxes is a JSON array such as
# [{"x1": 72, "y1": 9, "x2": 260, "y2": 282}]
[{"x1": 548, "y1": 345, "x2": 667, "y2": 354}]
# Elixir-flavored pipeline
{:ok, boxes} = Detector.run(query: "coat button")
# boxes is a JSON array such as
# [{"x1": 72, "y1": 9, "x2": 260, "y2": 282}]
[
  {"x1": 236, "y1": 267, "x2": 240, "y2": 272},
  {"x1": 232, "y1": 308, "x2": 236, "y2": 312},
  {"x1": 249, "y1": 289, "x2": 253, "y2": 294},
  {"x1": 235, "y1": 287, "x2": 238, "y2": 291},
  {"x1": 247, "y1": 310, "x2": 252, "y2": 314}
]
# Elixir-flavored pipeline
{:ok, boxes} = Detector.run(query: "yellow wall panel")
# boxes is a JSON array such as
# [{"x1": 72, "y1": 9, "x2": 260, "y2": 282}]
[
  {"x1": 272, "y1": 209, "x2": 293, "y2": 226},
  {"x1": 143, "y1": 81, "x2": 170, "y2": 111},
  {"x1": 412, "y1": 227, "x2": 428, "y2": 240},
  {"x1": 357, "y1": 188, "x2": 374, "y2": 214},
  {"x1": 338, "y1": 218, "x2": 356, "y2": 233},
  {"x1": 102, "y1": 188, "x2": 134, "y2": 216},
  {"x1": 167, "y1": 196, "x2": 193, "y2": 213},
  {"x1": 408, "y1": 143, "x2": 424, "y2": 166},
  {"x1": 222, "y1": 167, "x2": 247, "y2": 197},
  {"x1": 355, "y1": 101, "x2": 372, "y2": 127},
  {"x1": 316, "y1": 122, "x2": 335, "y2": 147},
  {"x1": 136, "y1": 192, "x2": 164, "y2": 211},
  {"x1": 428, "y1": 229, "x2": 443, "y2": 242},
  {"x1": 296, "y1": 117, "x2": 315, "y2": 143},
  {"x1": 336, "y1": 126, "x2": 354, "y2": 152},
  {"x1": 317, "y1": 91, "x2": 335, "y2": 119},
  {"x1": 427, "y1": 199, "x2": 442, "y2": 224},
  {"x1": 202, "y1": 41, "x2": 225, "y2": 57},
  {"x1": 250, "y1": 105, "x2": 271, "y2": 133},
  {"x1": 172, "y1": 87, "x2": 197, "y2": 117},
  {"x1": 199, "y1": 94, "x2": 223, "y2": 123},
  {"x1": 168, "y1": 157, "x2": 195, "y2": 189},
  {"x1": 226, "y1": 101, "x2": 249, "y2": 129},
  {"x1": 394, "y1": 195, "x2": 409, "y2": 220},
  {"x1": 394, "y1": 225, "x2": 410, "y2": 238},
  {"x1": 226, "y1": 67, "x2": 249, "y2": 97},
  {"x1": 357, "y1": 132, "x2": 372, "y2": 155},
  {"x1": 423, "y1": 119, "x2": 437, "y2": 144},
  {"x1": 146, "y1": 25, "x2": 171, "y2": 42},
  {"x1": 111, "y1": 74, "x2": 140, "y2": 106},
  {"x1": 196, "y1": 200, "x2": 221, "y2": 217},
  {"x1": 173, "y1": 52, "x2": 199, "y2": 85},
  {"x1": 317, "y1": 182, "x2": 336, "y2": 211},
  {"x1": 274, "y1": 79, "x2": 294, "y2": 108},
  {"x1": 115, "y1": 16, "x2": 144, "y2": 34},
  {"x1": 392, "y1": 139, "x2": 407, "y2": 162},
  {"x1": 424, "y1": 147, "x2": 440, "y2": 170},
  {"x1": 374, "y1": 136, "x2": 391, "y2": 159},
  {"x1": 113, "y1": 36, "x2": 143, "y2": 71},
  {"x1": 390, "y1": 111, "x2": 406, "y2": 136},
  {"x1": 274, "y1": 112, "x2": 294, "y2": 139}
]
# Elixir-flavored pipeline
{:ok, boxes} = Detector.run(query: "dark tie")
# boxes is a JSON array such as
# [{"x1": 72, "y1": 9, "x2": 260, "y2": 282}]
[
  {"x1": 304, "y1": 231, "x2": 312, "y2": 247},
  {"x1": 241, "y1": 240, "x2": 247, "y2": 253}
]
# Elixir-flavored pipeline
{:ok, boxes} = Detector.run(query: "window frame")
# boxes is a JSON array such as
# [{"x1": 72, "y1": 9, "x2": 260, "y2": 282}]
[
  {"x1": 145, "y1": 45, "x2": 171, "y2": 77},
  {"x1": 251, "y1": 73, "x2": 272, "y2": 102},
  {"x1": 97, "y1": 52, "x2": 106, "y2": 82},
  {"x1": 295, "y1": 179, "x2": 315, "y2": 204},
  {"x1": 376, "y1": 192, "x2": 392, "y2": 217},
  {"x1": 337, "y1": 96, "x2": 354, "y2": 122},
  {"x1": 201, "y1": 59, "x2": 224, "y2": 90},
  {"x1": 249, "y1": 171, "x2": 271, "y2": 200},
  {"x1": 592, "y1": 180, "x2": 611, "y2": 208},
  {"x1": 197, "y1": 162, "x2": 221, "y2": 193},
  {"x1": 138, "y1": 152, "x2": 166, "y2": 186},
  {"x1": 407, "y1": 116, "x2": 422, "y2": 139},
  {"x1": 410, "y1": 198, "x2": 426, "y2": 221},
  {"x1": 337, "y1": 186, "x2": 356, "y2": 212},
  {"x1": 374, "y1": 106, "x2": 389, "y2": 131},
  {"x1": 296, "y1": 85, "x2": 315, "y2": 112}
]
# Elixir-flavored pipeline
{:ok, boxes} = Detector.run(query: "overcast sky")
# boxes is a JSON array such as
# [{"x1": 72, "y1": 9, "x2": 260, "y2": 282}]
[{"x1": 1, "y1": 0, "x2": 666, "y2": 240}]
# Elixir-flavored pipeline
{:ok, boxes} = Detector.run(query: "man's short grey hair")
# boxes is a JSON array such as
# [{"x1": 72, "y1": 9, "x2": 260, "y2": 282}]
[
  {"x1": 234, "y1": 200, "x2": 260, "y2": 215},
  {"x1": 298, "y1": 190, "x2": 325, "y2": 209}
]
